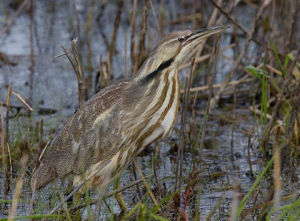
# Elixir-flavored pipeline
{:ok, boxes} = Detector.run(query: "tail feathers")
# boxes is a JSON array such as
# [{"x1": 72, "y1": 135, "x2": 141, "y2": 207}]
[{"x1": 31, "y1": 162, "x2": 58, "y2": 191}]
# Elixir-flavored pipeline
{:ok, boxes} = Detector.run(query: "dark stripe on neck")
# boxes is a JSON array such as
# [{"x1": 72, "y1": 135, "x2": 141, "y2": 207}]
[{"x1": 140, "y1": 58, "x2": 174, "y2": 84}]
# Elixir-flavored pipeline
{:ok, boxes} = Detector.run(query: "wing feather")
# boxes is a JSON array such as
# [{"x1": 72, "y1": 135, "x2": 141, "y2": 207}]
[{"x1": 32, "y1": 80, "x2": 129, "y2": 189}]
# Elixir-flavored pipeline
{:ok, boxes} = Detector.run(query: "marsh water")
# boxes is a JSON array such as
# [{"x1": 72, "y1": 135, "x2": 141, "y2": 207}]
[{"x1": 0, "y1": 1, "x2": 299, "y2": 220}]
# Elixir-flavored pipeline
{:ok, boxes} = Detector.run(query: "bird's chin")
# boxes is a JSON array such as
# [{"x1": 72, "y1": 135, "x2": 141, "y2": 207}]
[{"x1": 175, "y1": 51, "x2": 193, "y2": 66}]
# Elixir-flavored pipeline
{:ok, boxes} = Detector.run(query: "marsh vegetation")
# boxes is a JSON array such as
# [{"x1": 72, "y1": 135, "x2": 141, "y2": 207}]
[{"x1": 0, "y1": 0, "x2": 300, "y2": 220}]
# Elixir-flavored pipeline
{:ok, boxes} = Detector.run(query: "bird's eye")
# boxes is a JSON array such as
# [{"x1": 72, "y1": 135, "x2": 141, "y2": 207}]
[{"x1": 178, "y1": 36, "x2": 185, "y2": 42}]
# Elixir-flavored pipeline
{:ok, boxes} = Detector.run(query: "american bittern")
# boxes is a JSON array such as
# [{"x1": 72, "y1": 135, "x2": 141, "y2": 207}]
[{"x1": 31, "y1": 25, "x2": 227, "y2": 212}]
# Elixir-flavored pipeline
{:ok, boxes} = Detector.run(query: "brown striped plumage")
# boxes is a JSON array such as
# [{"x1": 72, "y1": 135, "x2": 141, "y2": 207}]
[{"x1": 31, "y1": 26, "x2": 228, "y2": 201}]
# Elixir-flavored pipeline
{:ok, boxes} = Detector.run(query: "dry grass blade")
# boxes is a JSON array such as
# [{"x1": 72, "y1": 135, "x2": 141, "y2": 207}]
[
  {"x1": 12, "y1": 91, "x2": 33, "y2": 111},
  {"x1": 29, "y1": 0, "x2": 35, "y2": 104},
  {"x1": 169, "y1": 13, "x2": 202, "y2": 25},
  {"x1": 35, "y1": 118, "x2": 43, "y2": 168},
  {"x1": 1, "y1": 103, "x2": 7, "y2": 189},
  {"x1": 107, "y1": 0, "x2": 124, "y2": 76},
  {"x1": 61, "y1": 39, "x2": 84, "y2": 108},
  {"x1": 136, "y1": 0, "x2": 149, "y2": 72},
  {"x1": 210, "y1": 0, "x2": 284, "y2": 56},
  {"x1": 8, "y1": 154, "x2": 28, "y2": 221},
  {"x1": 124, "y1": 32, "x2": 128, "y2": 79},
  {"x1": 240, "y1": 193, "x2": 299, "y2": 219},
  {"x1": 249, "y1": 106, "x2": 283, "y2": 125},
  {"x1": 49, "y1": 52, "x2": 69, "y2": 62},
  {"x1": 149, "y1": 0, "x2": 160, "y2": 34},
  {"x1": 49, "y1": 159, "x2": 119, "y2": 214},
  {"x1": 130, "y1": 0, "x2": 138, "y2": 75},
  {"x1": 133, "y1": 159, "x2": 162, "y2": 214},
  {"x1": 176, "y1": 57, "x2": 195, "y2": 191},
  {"x1": 70, "y1": 177, "x2": 148, "y2": 211},
  {"x1": 272, "y1": 127, "x2": 282, "y2": 221},
  {"x1": 0, "y1": 0, "x2": 30, "y2": 37},
  {"x1": 5, "y1": 84, "x2": 11, "y2": 142},
  {"x1": 180, "y1": 77, "x2": 253, "y2": 94}
]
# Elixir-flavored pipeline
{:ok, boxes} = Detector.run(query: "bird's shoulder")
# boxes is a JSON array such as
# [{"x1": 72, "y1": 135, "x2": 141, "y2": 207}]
[
  {"x1": 46, "y1": 80, "x2": 129, "y2": 153},
  {"x1": 68, "y1": 79, "x2": 130, "y2": 140},
  {"x1": 39, "y1": 80, "x2": 130, "y2": 177}
]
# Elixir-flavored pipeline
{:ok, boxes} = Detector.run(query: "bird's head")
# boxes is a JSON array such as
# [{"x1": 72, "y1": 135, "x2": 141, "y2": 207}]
[
  {"x1": 150, "y1": 25, "x2": 229, "y2": 67},
  {"x1": 135, "y1": 25, "x2": 229, "y2": 80}
]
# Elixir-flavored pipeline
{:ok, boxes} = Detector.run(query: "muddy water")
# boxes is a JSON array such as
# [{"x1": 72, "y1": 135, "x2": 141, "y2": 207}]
[{"x1": 0, "y1": 1, "x2": 299, "y2": 220}]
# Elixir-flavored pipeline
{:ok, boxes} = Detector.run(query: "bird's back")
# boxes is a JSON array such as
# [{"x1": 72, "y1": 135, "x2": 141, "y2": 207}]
[{"x1": 31, "y1": 80, "x2": 129, "y2": 190}]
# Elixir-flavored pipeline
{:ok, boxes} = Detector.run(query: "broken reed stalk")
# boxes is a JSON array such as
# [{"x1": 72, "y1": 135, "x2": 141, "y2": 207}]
[
  {"x1": 35, "y1": 118, "x2": 43, "y2": 168},
  {"x1": 230, "y1": 120, "x2": 240, "y2": 220},
  {"x1": 71, "y1": 0, "x2": 80, "y2": 38},
  {"x1": 149, "y1": 0, "x2": 160, "y2": 34},
  {"x1": 0, "y1": 0, "x2": 30, "y2": 37},
  {"x1": 61, "y1": 39, "x2": 84, "y2": 108},
  {"x1": 12, "y1": 90, "x2": 33, "y2": 111},
  {"x1": 68, "y1": 177, "x2": 148, "y2": 212},
  {"x1": 87, "y1": 0, "x2": 94, "y2": 71},
  {"x1": 7, "y1": 143, "x2": 12, "y2": 182},
  {"x1": 272, "y1": 127, "x2": 281, "y2": 221},
  {"x1": 180, "y1": 77, "x2": 253, "y2": 94},
  {"x1": 5, "y1": 84, "x2": 11, "y2": 147},
  {"x1": 1, "y1": 102, "x2": 8, "y2": 197},
  {"x1": 4, "y1": 84, "x2": 12, "y2": 196},
  {"x1": 133, "y1": 159, "x2": 162, "y2": 214},
  {"x1": 247, "y1": 129, "x2": 253, "y2": 176},
  {"x1": 169, "y1": 13, "x2": 202, "y2": 25},
  {"x1": 130, "y1": 0, "x2": 138, "y2": 76},
  {"x1": 158, "y1": 0, "x2": 163, "y2": 37},
  {"x1": 107, "y1": 0, "x2": 124, "y2": 77},
  {"x1": 124, "y1": 32, "x2": 128, "y2": 79},
  {"x1": 192, "y1": 0, "x2": 197, "y2": 29},
  {"x1": 287, "y1": 0, "x2": 298, "y2": 50},
  {"x1": 85, "y1": 0, "x2": 95, "y2": 100},
  {"x1": 135, "y1": 0, "x2": 149, "y2": 74},
  {"x1": 8, "y1": 154, "x2": 28, "y2": 221},
  {"x1": 189, "y1": 89, "x2": 198, "y2": 150},
  {"x1": 132, "y1": 164, "x2": 143, "y2": 200},
  {"x1": 176, "y1": 57, "x2": 195, "y2": 191},
  {"x1": 29, "y1": 0, "x2": 35, "y2": 104}
]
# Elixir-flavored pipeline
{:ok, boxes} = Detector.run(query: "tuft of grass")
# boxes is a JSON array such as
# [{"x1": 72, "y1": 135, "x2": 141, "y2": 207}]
[{"x1": 0, "y1": 214, "x2": 62, "y2": 221}]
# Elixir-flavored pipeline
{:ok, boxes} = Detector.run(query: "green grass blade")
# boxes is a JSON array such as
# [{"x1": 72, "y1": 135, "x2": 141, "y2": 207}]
[
  {"x1": 270, "y1": 40, "x2": 283, "y2": 74},
  {"x1": 149, "y1": 213, "x2": 169, "y2": 221},
  {"x1": 84, "y1": 182, "x2": 92, "y2": 221},
  {"x1": 246, "y1": 65, "x2": 262, "y2": 80},
  {"x1": 0, "y1": 214, "x2": 62, "y2": 220},
  {"x1": 149, "y1": 190, "x2": 179, "y2": 214},
  {"x1": 283, "y1": 53, "x2": 293, "y2": 77},
  {"x1": 236, "y1": 154, "x2": 275, "y2": 218}
]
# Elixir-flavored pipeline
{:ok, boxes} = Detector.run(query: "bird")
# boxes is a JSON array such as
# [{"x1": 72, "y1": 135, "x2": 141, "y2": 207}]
[{"x1": 31, "y1": 25, "x2": 228, "y2": 211}]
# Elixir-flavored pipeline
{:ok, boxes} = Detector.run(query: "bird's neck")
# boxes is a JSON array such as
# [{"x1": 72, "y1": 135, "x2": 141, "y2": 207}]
[
  {"x1": 121, "y1": 58, "x2": 180, "y2": 154},
  {"x1": 134, "y1": 56, "x2": 175, "y2": 81}
]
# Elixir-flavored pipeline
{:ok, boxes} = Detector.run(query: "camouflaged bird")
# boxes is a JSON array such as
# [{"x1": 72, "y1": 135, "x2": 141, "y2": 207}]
[{"x1": 31, "y1": 26, "x2": 228, "y2": 198}]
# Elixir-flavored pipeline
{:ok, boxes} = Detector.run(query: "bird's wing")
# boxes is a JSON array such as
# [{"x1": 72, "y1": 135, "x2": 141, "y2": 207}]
[{"x1": 32, "y1": 80, "x2": 129, "y2": 189}]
